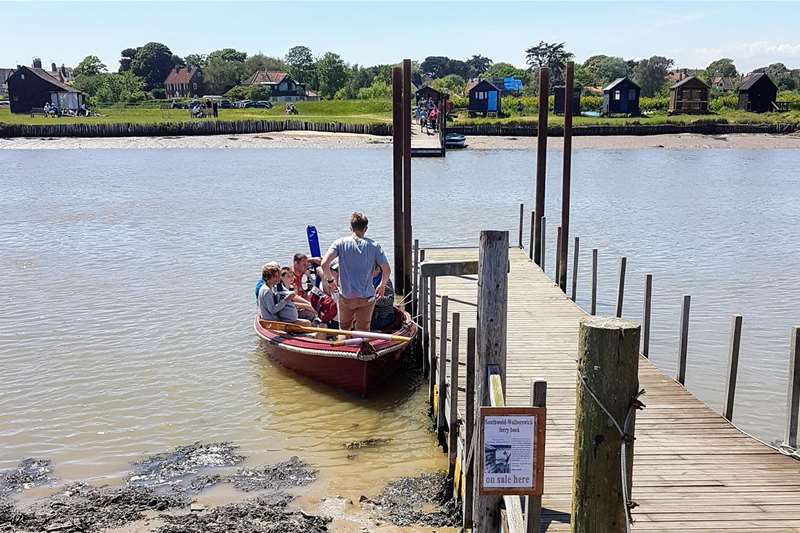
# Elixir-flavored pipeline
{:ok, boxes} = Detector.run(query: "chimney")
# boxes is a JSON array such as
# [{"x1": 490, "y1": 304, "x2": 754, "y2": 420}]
[{"x1": 51, "y1": 62, "x2": 57, "y2": 72}]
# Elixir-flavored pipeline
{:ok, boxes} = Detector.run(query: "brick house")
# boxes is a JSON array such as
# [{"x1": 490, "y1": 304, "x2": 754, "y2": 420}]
[{"x1": 164, "y1": 67, "x2": 202, "y2": 99}]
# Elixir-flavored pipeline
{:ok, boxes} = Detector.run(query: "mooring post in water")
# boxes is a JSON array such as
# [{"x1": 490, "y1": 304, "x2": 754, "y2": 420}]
[
  {"x1": 525, "y1": 380, "x2": 547, "y2": 533},
  {"x1": 571, "y1": 236, "x2": 580, "y2": 302},
  {"x1": 540, "y1": 216, "x2": 546, "y2": 274},
  {"x1": 559, "y1": 61, "x2": 574, "y2": 293},
  {"x1": 635, "y1": 275, "x2": 649, "y2": 358},
  {"x1": 420, "y1": 275, "x2": 429, "y2": 375},
  {"x1": 463, "y1": 327, "x2": 477, "y2": 530},
  {"x1": 402, "y1": 59, "x2": 413, "y2": 295},
  {"x1": 677, "y1": 295, "x2": 691, "y2": 385},
  {"x1": 428, "y1": 276, "x2": 437, "y2": 408},
  {"x1": 437, "y1": 296, "x2": 450, "y2": 442},
  {"x1": 473, "y1": 230, "x2": 508, "y2": 532},
  {"x1": 723, "y1": 314, "x2": 743, "y2": 421},
  {"x1": 449, "y1": 312, "x2": 460, "y2": 475},
  {"x1": 591, "y1": 249, "x2": 598, "y2": 315},
  {"x1": 391, "y1": 66, "x2": 405, "y2": 295},
  {"x1": 533, "y1": 67, "x2": 549, "y2": 267},
  {"x1": 572, "y1": 317, "x2": 641, "y2": 533},
  {"x1": 616, "y1": 256, "x2": 627, "y2": 318},
  {"x1": 784, "y1": 327, "x2": 800, "y2": 448},
  {"x1": 529, "y1": 210, "x2": 535, "y2": 261},
  {"x1": 518, "y1": 203, "x2": 525, "y2": 248},
  {"x1": 555, "y1": 224, "x2": 563, "y2": 287}
]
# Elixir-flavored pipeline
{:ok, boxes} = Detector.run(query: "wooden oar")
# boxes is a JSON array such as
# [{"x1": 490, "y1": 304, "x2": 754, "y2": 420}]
[{"x1": 259, "y1": 320, "x2": 412, "y2": 342}]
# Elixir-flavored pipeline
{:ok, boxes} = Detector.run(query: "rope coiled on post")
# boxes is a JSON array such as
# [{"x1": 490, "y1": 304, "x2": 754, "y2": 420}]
[{"x1": 578, "y1": 370, "x2": 646, "y2": 533}]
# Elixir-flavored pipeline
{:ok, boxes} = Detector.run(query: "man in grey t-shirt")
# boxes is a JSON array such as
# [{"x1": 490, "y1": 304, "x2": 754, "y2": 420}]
[{"x1": 321, "y1": 212, "x2": 391, "y2": 331}]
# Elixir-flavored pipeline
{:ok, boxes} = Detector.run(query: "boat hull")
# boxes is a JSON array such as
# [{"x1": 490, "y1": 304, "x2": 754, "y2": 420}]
[{"x1": 253, "y1": 310, "x2": 416, "y2": 396}]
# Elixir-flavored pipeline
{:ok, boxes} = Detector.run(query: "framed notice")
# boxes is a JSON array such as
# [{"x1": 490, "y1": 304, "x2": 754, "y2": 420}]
[{"x1": 479, "y1": 406, "x2": 546, "y2": 496}]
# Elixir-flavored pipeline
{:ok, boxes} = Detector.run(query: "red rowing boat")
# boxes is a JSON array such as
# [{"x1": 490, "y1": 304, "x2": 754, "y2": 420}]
[{"x1": 253, "y1": 307, "x2": 418, "y2": 396}]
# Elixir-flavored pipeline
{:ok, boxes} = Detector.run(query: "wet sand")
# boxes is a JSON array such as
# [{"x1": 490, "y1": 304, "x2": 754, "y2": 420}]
[{"x1": 1, "y1": 130, "x2": 800, "y2": 150}]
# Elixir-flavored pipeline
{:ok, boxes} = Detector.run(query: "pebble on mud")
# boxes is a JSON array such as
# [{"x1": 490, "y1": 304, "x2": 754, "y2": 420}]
[
  {"x1": 226, "y1": 456, "x2": 317, "y2": 492},
  {"x1": 363, "y1": 472, "x2": 461, "y2": 528}
]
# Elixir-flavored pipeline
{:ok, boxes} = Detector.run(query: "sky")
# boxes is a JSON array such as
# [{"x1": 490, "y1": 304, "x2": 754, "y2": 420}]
[{"x1": 2, "y1": 1, "x2": 800, "y2": 73}]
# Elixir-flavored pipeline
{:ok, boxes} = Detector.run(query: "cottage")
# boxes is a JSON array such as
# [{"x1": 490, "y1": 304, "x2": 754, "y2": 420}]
[
  {"x1": 553, "y1": 85, "x2": 581, "y2": 115},
  {"x1": 416, "y1": 85, "x2": 444, "y2": 105},
  {"x1": 7, "y1": 65, "x2": 83, "y2": 114},
  {"x1": 737, "y1": 72, "x2": 778, "y2": 113},
  {"x1": 243, "y1": 71, "x2": 307, "y2": 101},
  {"x1": 668, "y1": 76, "x2": 709, "y2": 114},
  {"x1": 467, "y1": 79, "x2": 501, "y2": 117},
  {"x1": 602, "y1": 77, "x2": 640, "y2": 116},
  {"x1": 164, "y1": 67, "x2": 202, "y2": 99}
]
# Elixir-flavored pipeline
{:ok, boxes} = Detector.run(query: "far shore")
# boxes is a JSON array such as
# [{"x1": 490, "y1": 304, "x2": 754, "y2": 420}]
[{"x1": 2, "y1": 130, "x2": 800, "y2": 150}]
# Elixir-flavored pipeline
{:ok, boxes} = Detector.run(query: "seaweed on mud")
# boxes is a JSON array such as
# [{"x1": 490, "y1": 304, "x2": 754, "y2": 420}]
[
  {"x1": 226, "y1": 456, "x2": 317, "y2": 493},
  {"x1": 363, "y1": 472, "x2": 461, "y2": 528},
  {"x1": 0, "y1": 458, "x2": 56, "y2": 496},
  {"x1": 156, "y1": 493, "x2": 330, "y2": 533},
  {"x1": 343, "y1": 437, "x2": 393, "y2": 450},
  {"x1": 0, "y1": 482, "x2": 185, "y2": 533}
]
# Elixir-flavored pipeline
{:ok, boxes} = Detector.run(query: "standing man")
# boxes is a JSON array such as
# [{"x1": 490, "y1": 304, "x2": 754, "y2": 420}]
[{"x1": 321, "y1": 212, "x2": 390, "y2": 331}]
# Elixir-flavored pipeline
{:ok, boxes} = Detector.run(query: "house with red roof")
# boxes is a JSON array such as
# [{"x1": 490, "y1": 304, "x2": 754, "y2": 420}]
[
  {"x1": 164, "y1": 67, "x2": 203, "y2": 99},
  {"x1": 242, "y1": 70, "x2": 311, "y2": 101}
]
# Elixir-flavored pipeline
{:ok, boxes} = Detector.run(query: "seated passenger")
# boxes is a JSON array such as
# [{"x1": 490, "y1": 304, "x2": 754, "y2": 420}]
[
  {"x1": 257, "y1": 263, "x2": 309, "y2": 325},
  {"x1": 255, "y1": 261, "x2": 280, "y2": 302},
  {"x1": 370, "y1": 265, "x2": 396, "y2": 331},
  {"x1": 278, "y1": 267, "x2": 317, "y2": 322}
]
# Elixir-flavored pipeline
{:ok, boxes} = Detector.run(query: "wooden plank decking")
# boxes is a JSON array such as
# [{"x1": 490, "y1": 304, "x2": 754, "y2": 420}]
[
  {"x1": 424, "y1": 246, "x2": 800, "y2": 532},
  {"x1": 410, "y1": 121, "x2": 444, "y2": 157}
]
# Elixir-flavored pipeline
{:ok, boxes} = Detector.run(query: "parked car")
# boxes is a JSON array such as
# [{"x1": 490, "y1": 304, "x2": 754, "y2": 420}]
[
  {"x1": 253, "y1": 101, "x2": 273, "y2": 109},
  {"x1": 218, "y1": 99, "x2": 233, "y2": 109},
  {"x1": 234, "y1": 100, "x2": 251, "y2": 108}
]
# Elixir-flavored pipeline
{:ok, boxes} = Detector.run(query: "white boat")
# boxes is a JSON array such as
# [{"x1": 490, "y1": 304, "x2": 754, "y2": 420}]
[{"x1": 444, "y1": 133, "x2": 466, "y2": 149}]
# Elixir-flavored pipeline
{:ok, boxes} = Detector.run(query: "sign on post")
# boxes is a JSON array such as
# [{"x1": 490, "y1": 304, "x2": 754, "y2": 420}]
[{"x1": 479, "y1": 407, "x2": 546, "y2": 495}]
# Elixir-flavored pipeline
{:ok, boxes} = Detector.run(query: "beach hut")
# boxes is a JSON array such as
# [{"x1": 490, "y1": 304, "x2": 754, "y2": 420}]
[
  {"x1": 668, "y1": 76, "x2": 709, "y2": 114},
  {"x1": 7, "y1": 65, "x2": 83, "y2": 114},
  {"x1": 553, "y1": 85, "x2": 581, "y2": 115},
  {"x1": 737, "y1": 72, "x2": 778, "y2": 113},
  {"x1": 602, "y1": 77, "x2": 641, "y2": 116},
  {"x1": 467, "y1": 80, "x2": 501, "y2": 117},
  {"x1": 415, "y1": 85, "x2": 444, "y2": 105}
]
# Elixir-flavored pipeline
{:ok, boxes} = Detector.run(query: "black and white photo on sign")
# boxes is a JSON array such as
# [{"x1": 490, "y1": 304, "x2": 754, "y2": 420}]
[{"x1": 485, "y1": 444, "x2": 512, "y2": 474}]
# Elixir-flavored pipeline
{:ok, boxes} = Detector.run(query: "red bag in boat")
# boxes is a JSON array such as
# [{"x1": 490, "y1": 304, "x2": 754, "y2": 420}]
[{"x1": 316, "y1": 294, "x2": 338, "y2": 323}]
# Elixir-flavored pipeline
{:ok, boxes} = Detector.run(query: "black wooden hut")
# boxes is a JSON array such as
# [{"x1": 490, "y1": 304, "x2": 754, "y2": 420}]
[
  {"x1": 668, "y1": 76, "x2": 709, "y2": 114},
  {"x1": 467, "y1": 80, "x2": 501, "y2": 117},
  {"x1": 416, "y1": 85, "x2": 444, "y2": 105},
  {"x1": 7, "y1": 65, "x2": 83, "y2": 114},
  {"x1": 553, "y1": 85, "x2": 581, "y2": 115},
  {"x1": 737, "y1": 73, "x2": 778, "y2": 113},
  {"x1": 602, "y1": 77, "x2": 641, "y2": 115}
]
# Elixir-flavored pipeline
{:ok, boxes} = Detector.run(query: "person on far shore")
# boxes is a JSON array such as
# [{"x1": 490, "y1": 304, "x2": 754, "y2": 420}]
[{"x1": 321, "y1": 212, "x2": 390, "y2": 332}]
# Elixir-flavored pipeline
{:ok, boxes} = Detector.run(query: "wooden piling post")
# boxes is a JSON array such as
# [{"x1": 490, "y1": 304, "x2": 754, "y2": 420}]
[
  {"x1": 463, "y1": 327, "x2": 477, "y2": 529},
  {"x1": 518, "y1": 203, "x2": 524, "y2": 248},
  {"x1": 473, "y1": 230, "x2": 509, "y2": 532},
  {"x1": 437, "y1": 296, "x2": 450, "y2": 441},
  {"x1": 428, "y1": 276, "x2": 437, "y2": 407},
  {"x1": 402, "y1": 59, "x2": 413, "y2": 295},
  {"x1": 571, "y1": 236, "x2": 579, "y2": 302},
  {"x1": 784, "y1": 327, "x2": 800, "y2": 448},
  {"x1": 391, "y1": 67, "x2": 405, "y2": 295},
  {"x1": 555, "y1": 224, "x2": 563, "y2": 286},
  {"x1": 616, "y1": 256, "x2": 627, "y2": 318},
  {"x1": 528, "y1": 210, "x2": 535, "y2": 261},
  {"x1": 412, "y1": 239, "x2": 419, "y2": 316},
  {"x1": 642, "y1": 273, "x2": 652, "y2": 358},
  {"x1": 421, "y1": 275, "x2": 429, "y2": 375},
  {"x1": 448, "y1": 312, "x2": 460, "y2": 475},
  {"x1": 559, "y1": 61, "x2": 574, "y2": 293},
  {"x1": 573, "y1": 317, "x2": 641, "y2": 533},
  {"x1": 591, "y1": 249, "x2": 598, "y2": 315},
  {"x1": 525, "y1": 380, "x2": 547, "y2": 533},
  {"x1": 723, "y1": 314, "x2": 743, "y2": 421},
  {"x1": 533, "y1": 68, "x2": 549, "y2": 267},
  {"x1": 540, "y1": 216, "x2": 546, "y2": 274},
  {"x1": 677, "y1": 295, "x2": 691, "y2": 385}
]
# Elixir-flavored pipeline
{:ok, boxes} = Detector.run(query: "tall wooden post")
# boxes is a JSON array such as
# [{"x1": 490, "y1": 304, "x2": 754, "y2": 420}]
[
  {"x1": 723, "y1": 315, "x2": 743, "y2": 421},
  {"x1": 533, "y1": 68, "x2": 549, "y2": 267},
  {"x1": 616, "y1": 256, "x2": 627, "y2": 318},
  {"x1": 412, "y1": 239, "x2": 419, "y2": 316},
  {"x1": 528, "y1": 210, "x2": 535, "y2": 261},
  {"x1": 591, "y1": 249, "x2": 598, "y2": 315},
  {"x1": 784, "y1": 327, "x2": 800, "y2": 448},
  {"x1": 677, "y1": 295, "x2": 691, "y2": 385},
  {"x1": 559, "y1": 61, "x2": 574, "y2": 292},
  {"x1": 428, "y1": 276, "x2": 437, "y2": 407},
  {"x1": 518, "y1": 203, "x2": 525, "y2": 248},
  {"x1": 473, "y1": 230, "x2": 509, "y2": 532},
  {"x1": 642, "y1": 274, "x2": 652, "y2": 358},
  {"x1": 540, "y1": 216, "x2": 547, "y2": 274},
  {"x1": 573, "y1": 317, "x2": 641, "y2": 533},
  {"x1": 449, "y1": 312, "x2": 460, "y2": 472},
  {"x1": 555, "y1": 224, "x2": 562, "y2": 286},
  {"x1": 526, "y1": 380, "x2": 547, "y2": 533},
  {"x1": 463, "y1": 327, "x2": 477, "y2": 529},
  {"x1": 437, "y1": 296, "x2": 450, "y2": 442},
  {"x1": 402, "y1": 59, "x2": 413, "y2": 295},
  {"x1": 391, "y1": 66, "x2": 405, "y2": 294},
  {"x1": 571, "y1": 236, "x2": 580, "y2": 302},
  {"x1": 420, "y1": 275, "x2": 429, "y2": 375}
]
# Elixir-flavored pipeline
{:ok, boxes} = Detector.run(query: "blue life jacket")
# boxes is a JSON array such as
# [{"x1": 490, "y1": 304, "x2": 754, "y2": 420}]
[{"x1": 255, "y1": 279, "x2": 264, "y2": 302}]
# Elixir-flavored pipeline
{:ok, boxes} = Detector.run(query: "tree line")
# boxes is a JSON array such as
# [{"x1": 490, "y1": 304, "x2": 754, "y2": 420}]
[{"x1": 69, "y1": 40, "x2": 800, "y2": 106}]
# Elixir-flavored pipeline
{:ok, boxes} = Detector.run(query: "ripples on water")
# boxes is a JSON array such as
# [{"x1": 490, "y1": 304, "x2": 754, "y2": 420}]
[{"x1": 0, "y1": 147, "x2": 798, "y2": 491}]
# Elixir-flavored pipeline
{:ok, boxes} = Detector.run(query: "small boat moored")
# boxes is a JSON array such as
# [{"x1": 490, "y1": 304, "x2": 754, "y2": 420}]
[
  {"x1": 254, "y1": 307, "x2": 417, "y2": 396},
  {"x1": 444, "y1": 132, "x2": 467, "y2": 149}
]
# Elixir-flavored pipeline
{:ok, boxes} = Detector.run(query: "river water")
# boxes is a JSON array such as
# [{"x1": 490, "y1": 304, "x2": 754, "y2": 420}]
[{"x1": 1, "y1": 146, "x2": 798, "y2": 498}]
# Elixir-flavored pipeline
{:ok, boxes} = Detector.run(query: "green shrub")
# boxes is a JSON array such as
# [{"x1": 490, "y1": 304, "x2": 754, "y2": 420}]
[
  {"x1": 710, "y1": 95, "x2": 738, "y2": 112},
  {"x1": 640, "y1": 96, "x2": 668, "y2": 112},
  {"x1": 581, "y1": 95, "x2": 602, "y2": 112},
  {"x1": 225, "y1": 85, "x2": 249, "y2": 100}
]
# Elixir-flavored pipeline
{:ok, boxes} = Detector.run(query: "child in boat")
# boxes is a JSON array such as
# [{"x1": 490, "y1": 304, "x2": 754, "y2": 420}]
[
  {"x1": 370, "y1": 264, "x2": 396, "y2": 331},
  {"x1": 257, "y1": 263, "x2": 310, "y2": 325},
  {"x1": 278, "y1": 267, "x2": 317, "y2": 323}
]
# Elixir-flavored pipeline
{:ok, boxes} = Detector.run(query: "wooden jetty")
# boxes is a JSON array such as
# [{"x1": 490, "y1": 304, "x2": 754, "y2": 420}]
[
  {"x1": 410, "y1": 120, "x2": 446, "y2": 157},
  {"x1": 418, "y1": 244, "x2": 800, "y2": 532}
]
